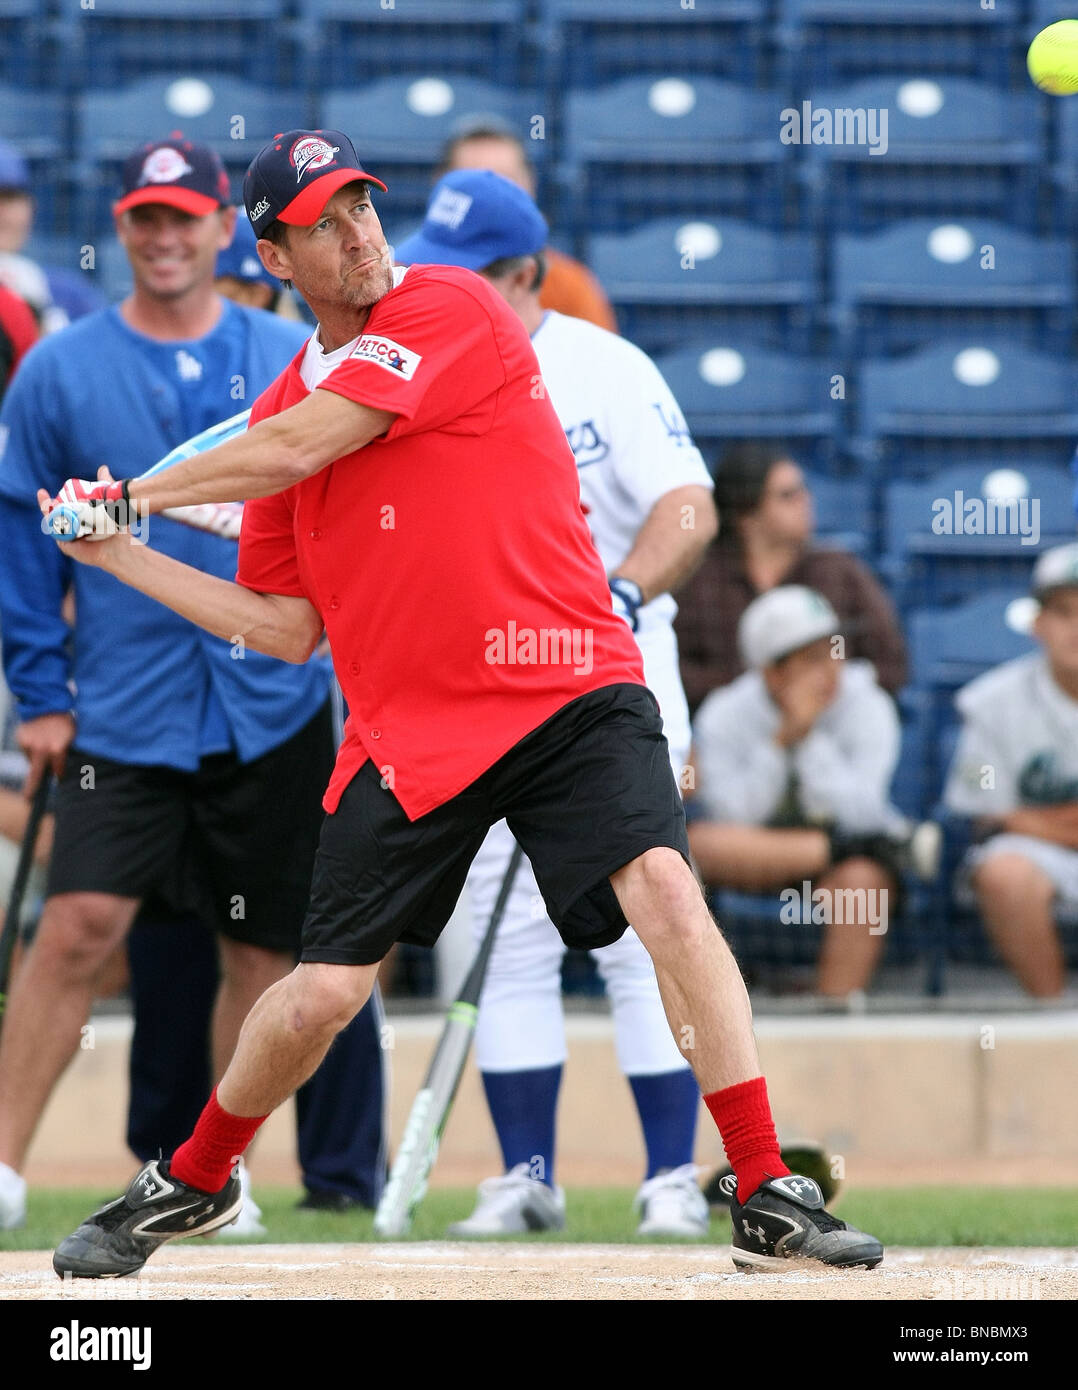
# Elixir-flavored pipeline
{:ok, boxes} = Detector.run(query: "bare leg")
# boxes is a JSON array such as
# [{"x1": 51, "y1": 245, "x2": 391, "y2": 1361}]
[
  {"x1": 215, "y1": 961, "x2": 379, "y2": 1117},
  {"x1": 212, "y1": 938, "x2": 294, "y2": 1082},
  {"x1": 688, "y1": 822, "x2": 830, "y2": 891},
  {"x1": 610, "y1": 848, "x2": 759, "y2": 1093},
  {"x1": 971, "y1": 854, "x2": 1064, "y2": 998},
  {"x1": 814, "y1": 858, "x2": 893, "y2": 998},
  {"x1": 0, "y1": 893, "x2": 140, "y2": 1169}
]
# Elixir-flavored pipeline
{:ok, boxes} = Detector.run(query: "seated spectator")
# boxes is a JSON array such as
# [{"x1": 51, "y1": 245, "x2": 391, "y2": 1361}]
[
  {"x1": 688, "y1": 586, "x2": 932, "y2": 1002},
  {"x1": 437, "y1": 116, "x2": 617, "y2": 332},
  {"x1": 943, "y1": 543, "x2": 1078, "y2": 998},
  {"x1": 675, "y1": 441, "x2": 907, "y2": 712},
  {"x1": 214, "y1": 208, "x2": 304, "y2": 322},
  {"x1": 0, "y1": 141, "x2": 104, "y2": 328}
]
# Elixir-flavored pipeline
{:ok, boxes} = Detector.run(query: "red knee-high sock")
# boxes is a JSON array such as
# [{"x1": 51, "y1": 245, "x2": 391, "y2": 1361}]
[
  {"x1": 704, "y1": 1076, "x2": 790, "y2": 1203},
  {"x1": 170, "y1": 1088, "x2": 268, "y2": 1193}
]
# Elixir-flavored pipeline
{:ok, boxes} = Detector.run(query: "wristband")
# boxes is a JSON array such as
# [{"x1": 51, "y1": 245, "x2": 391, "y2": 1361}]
[{"x1": 609, "y1": 576, "x2": 644, "y2": 632}]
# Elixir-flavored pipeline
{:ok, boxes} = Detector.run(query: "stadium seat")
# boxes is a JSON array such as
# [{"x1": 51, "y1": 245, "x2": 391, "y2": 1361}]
[
  {"x1": 322, "y1": 78, "x2": 541, "y2": 232},
  {"x1": 799, "y1": 77, "x2": 1044, "y2": 235},
  {"x1": 588, "y1": 216, "x2": 817, "y2": 356},
  {"x1": 297, "y1": 1, "x2": 528, "y2": 88},
  {"x1": 536, "y1": 1, "x2": 768, "y2": 89},
  {"x1": 0, "y1": 83, "x2": 68, "y2": 232},
  {"x1": 562, "y1": 77, "x2": 793, "y2": 236},
  {"x1": 852, "y1": 341, "x2": 1078, "y2": 477},
  {"x1": 653, "y1": 342, "x2": 840, "y2": 472},
  {"x1": 1047, "y1": 93, "x2": 1078, "y2": 234},
  {"x1": 831, "y1": 219, "x2": 1075, "y2": 360},
  {"x1": 775, "y1": 0, "x2": 1023, "y2": 89},
  {"x1": 907, "y1": 587, "x2": 1035, "y2": 698},
  {"x1": 75, "y1": 75, "x2": 309, "y2": 236},
  {"x1": 802, "y1": 470, "x2": 871, "y2": 557},
  {"x1": 881, "y1": 462, "x2": 1073, "y2": 610},
  {"x1": 56, "y1": 1, "x2": 293, "y2": 87},
  {"x1": 0, "y1": 0, "x2": 51, "y2": 87}
]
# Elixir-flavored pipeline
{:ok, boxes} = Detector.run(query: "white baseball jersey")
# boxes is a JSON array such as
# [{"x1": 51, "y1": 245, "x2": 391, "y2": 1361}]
[
  {"x1": 531, "y1": 310, "x2": 712, "y2": 752},
  {"x1": 944, "y1": 652, "x2": 1078, "y2": 817}
]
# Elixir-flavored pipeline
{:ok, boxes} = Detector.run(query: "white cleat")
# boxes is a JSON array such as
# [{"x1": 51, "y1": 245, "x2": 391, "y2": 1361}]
[
  {"x1": 214, "y1": 1160, "x2": 266, "y2": 1239},
  {"x1": 0, "y1": 1161, "x2": 27, "y2": 1231},
  {"x1": 635, "y1": 1164, "x2": 709, "y2": 1238},
  {"x1": 448, "y1": 1163, "x2": 566, "y2": 1237}
]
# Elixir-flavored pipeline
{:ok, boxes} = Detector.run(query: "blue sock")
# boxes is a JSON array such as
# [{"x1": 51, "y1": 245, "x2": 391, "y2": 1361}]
[
  {"x1": 628, "y1": 1069, "x2": 700, "y2": 1180},
  {"x1": 481, "y1": 1065, "x2": 562, "y2": 1187}
]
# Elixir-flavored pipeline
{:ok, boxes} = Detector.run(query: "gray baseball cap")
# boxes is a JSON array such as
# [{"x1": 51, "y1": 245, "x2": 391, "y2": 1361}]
[{"x1": 738, "y1": 585, "x2": 841, "y2": 669}]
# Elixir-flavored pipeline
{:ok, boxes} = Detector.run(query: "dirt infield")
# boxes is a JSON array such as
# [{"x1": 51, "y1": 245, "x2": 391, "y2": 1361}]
[{"x1": 2, "y1": 1244, "x2": 1075, "y2": 1301}]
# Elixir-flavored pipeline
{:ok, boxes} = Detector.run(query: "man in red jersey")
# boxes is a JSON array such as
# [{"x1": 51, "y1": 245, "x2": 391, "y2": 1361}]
[{"x1": 45, "y1": 131, "x2": 881, "y2": 1278}]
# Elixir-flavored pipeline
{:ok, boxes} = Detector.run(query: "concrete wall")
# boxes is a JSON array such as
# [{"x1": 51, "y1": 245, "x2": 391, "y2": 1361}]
[{"x1": 23, "y1": 1012, "x2": 1078, "y2": 1189}]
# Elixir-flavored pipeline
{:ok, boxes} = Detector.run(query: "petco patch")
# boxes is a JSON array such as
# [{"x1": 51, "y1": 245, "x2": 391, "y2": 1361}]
[{"x1": 349, "y1": 334, "x2": 421, "y2": 380}]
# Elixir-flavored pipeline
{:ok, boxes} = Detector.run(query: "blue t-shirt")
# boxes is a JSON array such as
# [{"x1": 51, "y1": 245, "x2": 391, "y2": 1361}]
[{"x1": 0, "y1": 300, "x2": 330, "y2": 770}]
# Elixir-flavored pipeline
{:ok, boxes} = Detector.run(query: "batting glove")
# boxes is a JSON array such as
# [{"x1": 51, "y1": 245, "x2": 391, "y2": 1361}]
[
  {"x1": 608, "y1": 576, "x2": 644, "y2": 632},
  {"x1": 55, "y1": 477, "x2": 131, "y2": 508}
]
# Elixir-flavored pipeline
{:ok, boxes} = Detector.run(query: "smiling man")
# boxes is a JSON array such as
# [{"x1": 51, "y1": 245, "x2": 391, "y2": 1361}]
[
  {"x1": 0, "y1": 136, "x2": 389, "y2": 1238},
  {"x1": 46, "y1": 130, "x2": 882, "y2": 1280}
]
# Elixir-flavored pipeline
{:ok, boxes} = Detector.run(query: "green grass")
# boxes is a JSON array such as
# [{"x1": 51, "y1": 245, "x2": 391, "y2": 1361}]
[{"x1": 4, "y1": 1185, "x2": 1078, "y2": 1252}]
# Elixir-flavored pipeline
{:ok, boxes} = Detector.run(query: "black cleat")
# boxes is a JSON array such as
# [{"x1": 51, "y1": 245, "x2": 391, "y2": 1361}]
[
  {"x1": 53, "y1": 1159, "x2": 242, "y2": 1279},
  {"x1": 723, "y1": 1173, "x2": 883, "y2": 1271},
  {"x1": 704, "y1": 1140, "x2": 838, "y2": 1207},
  {"x1": 296, "y1": 1189, "x2": 369, "y2": 1213}
]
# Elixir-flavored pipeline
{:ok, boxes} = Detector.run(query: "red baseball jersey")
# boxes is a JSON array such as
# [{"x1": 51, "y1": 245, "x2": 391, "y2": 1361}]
[{"x1": 237, "y1": 264, "x2": 646, "y2": 819}]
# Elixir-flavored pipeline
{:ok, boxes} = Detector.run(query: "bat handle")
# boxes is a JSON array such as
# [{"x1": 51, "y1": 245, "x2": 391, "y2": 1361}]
[{"x1": 46, "y1": 504, "x2": 84, "y2": 539}]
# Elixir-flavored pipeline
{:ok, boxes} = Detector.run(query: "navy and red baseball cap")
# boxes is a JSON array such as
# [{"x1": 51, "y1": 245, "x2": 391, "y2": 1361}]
[
  {"x1": 243, "y1": 130, "x2": 387, "y2": 238},
  {"x1": 114, "y1": 136, "x2": 231, "y2": 218}
]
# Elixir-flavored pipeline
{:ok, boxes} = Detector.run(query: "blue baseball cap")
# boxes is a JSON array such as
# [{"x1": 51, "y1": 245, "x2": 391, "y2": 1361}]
[
  {"x1": 0, "y1": 140, "x2": 30, "y2": 193},
  {"x1": 216, "y1": 209, "x2": 277, "y2": 288},
  {"x1": 243, "y1": 129, "x2": 386, "y2": 238},
  {"x1": 395, "y1": 170, "x2": 547, "y2": 271}
]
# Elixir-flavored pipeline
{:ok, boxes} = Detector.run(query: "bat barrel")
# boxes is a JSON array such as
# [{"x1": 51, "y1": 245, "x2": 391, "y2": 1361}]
[{"x1": 46, "y1": 504, "x2": 83, "y2": 539}]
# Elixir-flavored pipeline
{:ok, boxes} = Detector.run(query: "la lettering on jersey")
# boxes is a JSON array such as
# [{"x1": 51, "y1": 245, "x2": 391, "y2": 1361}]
[{"x1": 238, "y1": 265, "x2": 645, "y2": 820}]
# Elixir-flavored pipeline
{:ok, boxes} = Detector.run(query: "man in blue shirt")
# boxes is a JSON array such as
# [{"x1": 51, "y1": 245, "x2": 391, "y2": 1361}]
[{"x1": 0, "y1": 138, "x2": 384, "y2": 1230}]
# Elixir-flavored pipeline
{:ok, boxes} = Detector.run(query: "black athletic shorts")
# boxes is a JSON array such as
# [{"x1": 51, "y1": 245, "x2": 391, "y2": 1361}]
[
  {"x1": 302, "y1": 682, "x2": 691, "y2": 965},
  {"x1": 47, "y1": 702, "x2": 335, "y2": 952}
]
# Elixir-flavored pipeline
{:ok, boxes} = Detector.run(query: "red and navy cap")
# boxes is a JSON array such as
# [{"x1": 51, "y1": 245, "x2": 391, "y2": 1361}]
[
  {"x1": 243, "y1": 129, "x2": 387, "y2": 237},
  {"x1": 114, "y1": 135, "x2": 231, "y2": 218}
]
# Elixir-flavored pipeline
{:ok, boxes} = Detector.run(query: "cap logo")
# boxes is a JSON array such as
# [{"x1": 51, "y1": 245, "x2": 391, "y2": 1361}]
[
  {"x1": 139, "y1": 148, "x2": 194, "y2": 186},
  {"x1": 290, "y1": 136, "x2": 340, "y2": 183},
  {"x1": 428, "y1": 187, "x2": 473, "y2": 231},
  {"x1": 249, "y1": 197, "x2": 270, "y2": 221}
]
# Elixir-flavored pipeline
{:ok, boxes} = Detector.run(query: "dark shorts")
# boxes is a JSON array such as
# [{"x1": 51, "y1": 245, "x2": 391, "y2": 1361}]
[
  {"x1": 302, "y1": 682, "x2": 690, "y2": 965},
  {"x1": 47, "y1": 702, "x2": 335, "y2": 952}
]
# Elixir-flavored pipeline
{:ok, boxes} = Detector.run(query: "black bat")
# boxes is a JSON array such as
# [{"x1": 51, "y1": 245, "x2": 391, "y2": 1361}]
[
  {"x1": 0, "y1": 772, "x2": 52, "y2": 1021},
  {"x1": 373, "y1": 840, "x2": 524, "y2": 1237}
]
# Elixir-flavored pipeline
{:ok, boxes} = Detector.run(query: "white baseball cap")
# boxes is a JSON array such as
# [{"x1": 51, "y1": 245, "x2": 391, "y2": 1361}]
[
  {"x1": 1031, "y1": 541, "x2": 1078, "y2": 600},
  {"x1": 738, "y1": 585, "x2": 841, "y2": 669}
]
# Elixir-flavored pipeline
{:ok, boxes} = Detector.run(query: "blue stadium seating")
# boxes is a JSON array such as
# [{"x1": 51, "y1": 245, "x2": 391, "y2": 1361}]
[
  {"x1": 803, "y1": 470, "x2": 871, "y2": 557},
  {"x1": 1048, "y1": 93, "x2": 1078, "y2": 234},
  {"x1": 322, "y1": 78, "x2": 541, "y2": 231},
  {"x1": 907, "y1": 587, "x2": 1035, "y2": 697},
  {"x1": 653, "y1": 342, "x2": 840, "y2": 472},
  {"x1": 0, "y1": 83, "x2": 67, "y2": 232},
  {"x1": 297, "y1": 1, "x2": 528, "y2": 87},
  {"x1": 56, "y1": 1, "x2": 293, "y2": 87},
  {"x1": 853, "y1": 341, "x2": 1078, "y2": 477},
  {"x1": 776, "y1": 0, "x2": 1024, "y2": 89},
  {"x1": 831, "y1": 219, "x2": 1075, "y2": 360},
  {"x1": 800, "y1": 77, "x2": 1044, "y2": 235},
  {"x1": 537, "y1": 1, "x2": 768, "y2": 88},
  {"x1": 588, "y1": 216, "x2": 817, "y2": 356},
  {"x1": 562, "y1": 77, "x2": 792, "y2": 236},
  {"x1": 75, "y1": 75, "x2": 309, "y2": 235},
  {"x1": 881, "y1": 462, "x2": 1073, "y2": 610},
  {"x1": 0, "y1": 0, "x2": 52, "y2": 87}
]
